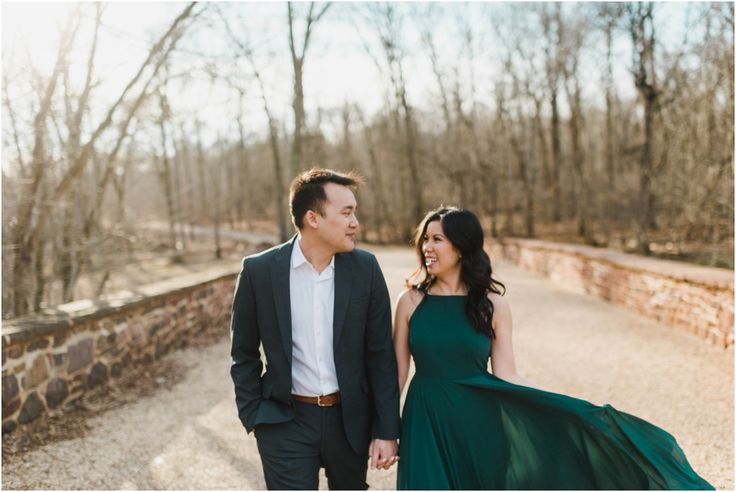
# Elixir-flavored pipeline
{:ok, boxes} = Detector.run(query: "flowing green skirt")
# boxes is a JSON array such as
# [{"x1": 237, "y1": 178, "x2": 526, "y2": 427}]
[{"x1": 397, "y1": 373, "x2": 714, "y2": 490}]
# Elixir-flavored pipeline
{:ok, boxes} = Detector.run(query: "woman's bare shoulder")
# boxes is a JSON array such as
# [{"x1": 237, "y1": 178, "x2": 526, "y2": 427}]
[
  {"x1": 398, "y1": 287, "x2": 424, "y2": 307},
  {"x1": 487, "y1": 292, "x2": 511, "y2": 314},
  {"x1": 397, "y1": 287, "x2": 425, "y2": 321}
]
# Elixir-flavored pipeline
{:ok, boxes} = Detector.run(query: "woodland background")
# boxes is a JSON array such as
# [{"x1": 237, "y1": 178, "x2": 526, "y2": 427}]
[{"x1": 2, "y1": 2, "x2": 733, "y2": 319}]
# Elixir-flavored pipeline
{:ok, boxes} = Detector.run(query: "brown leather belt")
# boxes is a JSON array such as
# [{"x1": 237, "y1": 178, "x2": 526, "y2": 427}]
[{"x1": 292, "y1": 392, "x2": 341, "y2": 407}]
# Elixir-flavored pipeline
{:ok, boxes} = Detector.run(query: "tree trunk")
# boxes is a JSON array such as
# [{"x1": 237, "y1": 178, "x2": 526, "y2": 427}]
[
  {"x1": 397, "y1": 83, "x2": 424, "y2": 226},
  {"x1": 549, "y1": 89, "x2": 563, "y2": 222},
  {"x1": 604, "y1": 21, "x2": 617, "y2": 188},
  {"x1": 290, "y1": 56, "x2": 304, "y2": 179},
  {"x1": 236, "y1": 90, "x2": 251, "y2": 229},
  {"x1": 287, "y1": 2, "x2": 330, "y2": 179},
  {"x1": 212, "y1": 141, "x2": 224, "y2": 259},
  {"x1": 157, "y1": 91, "x2": 178, "y2": 250},
  {"x1": 628, "y1": 2, "x2": 659, "y2": 255},
  {"x1": 565, "y1": 67, "x2": 591, "y2": 243}
]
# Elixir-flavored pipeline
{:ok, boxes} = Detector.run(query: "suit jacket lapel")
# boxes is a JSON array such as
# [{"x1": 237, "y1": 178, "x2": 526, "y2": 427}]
[
  {"x1": 333, "y1": 252, "x2": 353, "y2": 351},
  {"x1": 271, "y1": 237, "x2": 296, "y2": 365}
]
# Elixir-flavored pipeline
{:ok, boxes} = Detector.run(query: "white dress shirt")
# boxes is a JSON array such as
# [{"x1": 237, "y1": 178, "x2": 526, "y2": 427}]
[{"x1": 289, "y1": 237, "x2": 340, "y2": 396}]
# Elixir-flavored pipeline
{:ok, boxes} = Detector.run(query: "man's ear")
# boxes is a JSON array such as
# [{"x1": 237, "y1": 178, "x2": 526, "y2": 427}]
[{"x1": 304, "y1": 210, "x2": 319, "y2": 229}]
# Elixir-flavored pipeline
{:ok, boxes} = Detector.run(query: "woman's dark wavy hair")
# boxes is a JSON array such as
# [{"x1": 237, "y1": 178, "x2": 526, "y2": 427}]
[{"x1": 408, "y1": 206, "x2": 506, "y2": 338}]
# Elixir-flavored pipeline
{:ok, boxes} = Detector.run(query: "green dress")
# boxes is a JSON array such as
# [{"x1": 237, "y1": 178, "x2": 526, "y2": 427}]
[{"x1": 396, "y1": 295, "x2": 714, "y2": 490}]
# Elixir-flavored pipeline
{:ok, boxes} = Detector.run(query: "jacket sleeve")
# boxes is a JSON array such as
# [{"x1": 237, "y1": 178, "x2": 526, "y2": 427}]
[
  {"x1": 364, "y1": 255, "x2": 401, "y2": 440},
  {"x1": 230, "y1": 257, "x2": 263, "y2": 432}
]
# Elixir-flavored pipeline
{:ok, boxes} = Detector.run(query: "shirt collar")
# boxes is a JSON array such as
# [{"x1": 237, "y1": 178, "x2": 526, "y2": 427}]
[{"x1": 291, "y1": 235, "x2": 335, "y2": 271}]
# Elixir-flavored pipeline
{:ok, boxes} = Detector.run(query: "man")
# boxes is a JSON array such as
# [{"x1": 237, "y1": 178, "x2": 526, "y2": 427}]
[{"x1": 230, "y1": 168, "x2": 400, "y2": 490}]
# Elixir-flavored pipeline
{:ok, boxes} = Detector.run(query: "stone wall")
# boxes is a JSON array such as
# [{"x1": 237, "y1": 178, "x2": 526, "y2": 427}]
[
  {"x1": 489, "y1": 239, "x2": 734, "y2": 347},
  {"x1": 1, "y1": 265, "x2": 240, "y2": 433}
]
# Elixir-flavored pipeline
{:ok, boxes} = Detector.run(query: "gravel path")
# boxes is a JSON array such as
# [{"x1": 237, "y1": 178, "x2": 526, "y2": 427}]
[{"x1": 2, "y1": 246, "x2": 732, "y2": 489}]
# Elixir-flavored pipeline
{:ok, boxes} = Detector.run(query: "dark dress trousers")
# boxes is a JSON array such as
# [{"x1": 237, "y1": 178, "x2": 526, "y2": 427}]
[{"x1": 230, "y1": 237, "x2": 401, "y2": 489}]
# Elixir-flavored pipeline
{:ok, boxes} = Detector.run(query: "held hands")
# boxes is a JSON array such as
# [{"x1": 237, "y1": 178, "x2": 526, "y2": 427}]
[{"x1": 368, "y1": 438, "x2": 399, "y2": 470}]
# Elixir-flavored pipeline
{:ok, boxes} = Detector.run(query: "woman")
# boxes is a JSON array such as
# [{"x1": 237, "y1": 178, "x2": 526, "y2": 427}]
[{"x1": 394, "y1": 206, "x2": 713, "y2": 490}]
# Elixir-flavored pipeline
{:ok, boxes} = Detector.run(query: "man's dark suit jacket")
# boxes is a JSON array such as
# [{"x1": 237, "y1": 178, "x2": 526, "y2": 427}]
[{"x1": 230, "y1": 237, "x2": 401, "y2": 454}]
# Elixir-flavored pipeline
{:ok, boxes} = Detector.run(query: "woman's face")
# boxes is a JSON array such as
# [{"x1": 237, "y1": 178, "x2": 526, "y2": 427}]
[{"x1": 422, "y1": 220, "x2": 461, "y2": 277}]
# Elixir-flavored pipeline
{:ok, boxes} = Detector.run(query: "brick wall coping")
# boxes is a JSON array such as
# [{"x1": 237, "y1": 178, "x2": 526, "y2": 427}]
[
  {"x1": 2, "y1": 265, "x2": 240, "y2": 345},
  {"x1": 495, "y1": 239, "x2": 733, "y2": 290}
]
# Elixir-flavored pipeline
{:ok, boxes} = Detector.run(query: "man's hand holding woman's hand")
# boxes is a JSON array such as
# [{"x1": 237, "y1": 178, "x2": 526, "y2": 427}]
[{"x1": 369, "y1": 438, "x2": 399, "y2": 470}]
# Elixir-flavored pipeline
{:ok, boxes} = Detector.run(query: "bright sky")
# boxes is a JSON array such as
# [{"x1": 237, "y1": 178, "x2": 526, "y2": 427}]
[{"x1": 1, "y1": 2, "x2": 698, "y2": 148}]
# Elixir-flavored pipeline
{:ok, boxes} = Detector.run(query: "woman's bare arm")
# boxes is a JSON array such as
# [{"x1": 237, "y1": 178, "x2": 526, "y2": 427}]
[
  {"x1": 393, "y1": 289, "x2": 421, "y2": 395},
  {"x1": 489, "y1": 294, "x2": 542, "y2": 390}
]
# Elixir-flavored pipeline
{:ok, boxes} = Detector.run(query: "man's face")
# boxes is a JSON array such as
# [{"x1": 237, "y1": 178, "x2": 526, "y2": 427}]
[{"x1": 313, "y1": 182, "x2": 359, "y2": 253}]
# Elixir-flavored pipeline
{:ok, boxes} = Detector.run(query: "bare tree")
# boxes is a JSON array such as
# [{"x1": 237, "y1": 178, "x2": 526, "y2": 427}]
[
  {"x1": 155, "y1": 81, "x2": 179, "y2": 251},
  {"x1": 597, "y1": 3, "x2": 624, "y2": 188},
  {"x1": 287, "y1": 1, "x2": 331, "y2": 179},
  {"x1": 627, "y1": 2, "x2": 659, "y2": 254},
  {"x1": 219, "y1": 7, "x2": 290, "y2": 242},
  {"x1": 9, "y1": 7, "x2": 81, "y2": 315},
  {"x1": 234, "y1": 86, "x2": 253, "y2": 229},
  {"x1": 541, "y1": 3, "x2": 565, "y2": 222},
  {"x1": 7, "y1": 2, "x2": 198, "y2": 316},
  {"x1": 354, "y1": 104, "x2": 390, "y2": 243},
  {"x1": 367, "y1": 4, "x2": 424, "y2": 233},
  {"x1": 561, "y1": 16, "x2": 593, "y2": 243}
]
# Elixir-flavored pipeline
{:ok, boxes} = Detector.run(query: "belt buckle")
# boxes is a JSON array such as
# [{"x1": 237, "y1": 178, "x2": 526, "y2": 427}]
[{"x1": 317, "y1": 395, "x2": 327, "y2": 407}]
